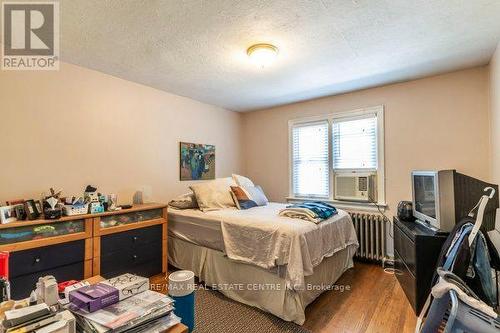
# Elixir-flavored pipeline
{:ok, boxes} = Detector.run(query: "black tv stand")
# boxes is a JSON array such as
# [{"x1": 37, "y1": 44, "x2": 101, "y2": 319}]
[
  {"x1": 413, "y1": 219, "x2": 449, "y2": 235},
  {"x1": 393, "y1": 216, "x2": 448, "y2": 314}
]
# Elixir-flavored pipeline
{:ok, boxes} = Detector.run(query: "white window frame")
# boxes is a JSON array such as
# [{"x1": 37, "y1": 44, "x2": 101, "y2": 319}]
[
  {"x1": 290, "y1": 120, "x2": 331, "y2": 199},
  {"x1": 288, "y1": 105, "x2": 386, "y2": 212}
]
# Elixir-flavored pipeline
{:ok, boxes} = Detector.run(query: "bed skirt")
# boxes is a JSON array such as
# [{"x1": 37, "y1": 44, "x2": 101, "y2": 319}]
[{"x1": 168, "y1": 236, "x2": 356, "y2": 325}]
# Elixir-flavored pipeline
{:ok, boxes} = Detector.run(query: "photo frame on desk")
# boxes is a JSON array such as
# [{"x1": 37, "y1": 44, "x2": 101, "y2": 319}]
[
  {"x1": 14, "y1": 204, "x2": 27, "y2": 220},
  {"x1": 24, "y1": 199, "x2": 41, "y2": 220},
  {"x1": 0, "y1": 206, "x2": 17, "y2": 224},
  {"x1": 35, "y1": 201, "x2": 42, "y2": 215}
]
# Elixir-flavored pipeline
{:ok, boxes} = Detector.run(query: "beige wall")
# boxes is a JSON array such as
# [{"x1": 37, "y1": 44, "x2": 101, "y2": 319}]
[
  {"x1": 0, "y1": 62, "x2": 243, "y2": 204},
  {"x1": 491, "y1": 42, "x2": 500, "y2": 184},
  {"x1": 0, "y1": 59, "x2": 493, "y2": 257},
  {"x1": 242, "y1": 67, "x2": 491, "y2": 214}
]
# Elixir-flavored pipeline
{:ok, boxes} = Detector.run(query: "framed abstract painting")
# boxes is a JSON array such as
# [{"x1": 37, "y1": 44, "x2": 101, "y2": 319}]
[{"x1": 179, "y1": 142, "x2": 215, "y2": 181}]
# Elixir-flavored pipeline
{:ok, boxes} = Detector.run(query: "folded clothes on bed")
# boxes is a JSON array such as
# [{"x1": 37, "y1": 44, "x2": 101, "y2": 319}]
[{"x1": 279, "y1": 201, "x2": 338, "y2": 223}]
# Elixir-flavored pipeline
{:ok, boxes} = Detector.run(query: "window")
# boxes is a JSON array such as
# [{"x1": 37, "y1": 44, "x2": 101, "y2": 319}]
[
  {"x1": 289, "y1": 106, "x2": 385, "y2": 206},
  {"x1": 332, "y1": 115, "x2": 377, "y2": 170},
  {"x1": 291, "y1": 121, "x2": 329, "y2": 197}
]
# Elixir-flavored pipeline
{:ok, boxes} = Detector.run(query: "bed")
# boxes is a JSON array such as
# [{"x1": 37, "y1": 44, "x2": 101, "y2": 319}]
[{"x1": 168, "y1": 202, "x2": 358, "y2": 324}]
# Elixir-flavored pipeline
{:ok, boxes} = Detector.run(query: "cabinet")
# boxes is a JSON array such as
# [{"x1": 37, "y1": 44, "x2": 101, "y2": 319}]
[
  {"x1": 99, "y1": 225, "x2": 163, "y2": 278},
  {"x1": 9, "y1": 241, "x2": 86, "y2": 299},
  {"x1": 0, "y1": 203, "x2": 167, "y2": 299},
  {"x1": 393, "y1": 216, "x2": 447, "y2": 315},
  {"x1": 91, "y1": 205, "x2": 167, "y2": 277},
  {"x1": 0, "y1": 216, "x2": 93, "y2": 299}
]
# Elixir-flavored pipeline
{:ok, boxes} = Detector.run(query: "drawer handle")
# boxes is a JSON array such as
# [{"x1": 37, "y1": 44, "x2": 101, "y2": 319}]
[
  {"x1": 34, "y1": 257, "x2": 41, "y2": 264},
  {"x1": 132, "y1": 254, "x2": 138, "y2": 260},
  {"x1": 133, "y1": 236, "x2": 139, "y2": 242}
]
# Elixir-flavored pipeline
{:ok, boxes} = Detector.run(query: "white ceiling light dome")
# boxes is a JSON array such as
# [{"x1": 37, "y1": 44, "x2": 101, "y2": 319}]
[{"x1": 247, "y1": 43, "x2": 279, "y2": 67}]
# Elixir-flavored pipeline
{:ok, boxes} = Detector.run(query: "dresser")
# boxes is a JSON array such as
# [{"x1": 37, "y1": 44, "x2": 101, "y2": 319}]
[
  {"x1": 0, "y1": 203, "x2": 167, "y2": 299},
  {"x1": 393, "y1": 216, "x2": 448, "y2": 315},
  {"x1": 92, "y1": 205, "x2": 168, "y2": 278}
]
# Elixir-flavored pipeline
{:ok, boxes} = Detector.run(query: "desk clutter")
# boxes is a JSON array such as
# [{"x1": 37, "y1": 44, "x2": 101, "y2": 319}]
[
  {"x1": 0, "y1": 185, "x2": 140, "y2": 225},
  {"x1": 0, "y1": 273, "x2": 181, "y2": 333}
]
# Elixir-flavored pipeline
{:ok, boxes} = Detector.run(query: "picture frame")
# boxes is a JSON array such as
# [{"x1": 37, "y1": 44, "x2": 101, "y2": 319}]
[
  {"x1": 179, "y1": 142, "x2": 215, "y2": 181},
  {"x1": 24, "y1": 199, "x2": 40, "y2": 220},
  {"x1": 35, "y1": 200, "x2": 43, "y2": 215},
  {"x1": 14, "y1": 204, "x2": 27, "y2": 220},
  {"x1": 0, "y1": 206, "x2": 17, "y2": 224}
]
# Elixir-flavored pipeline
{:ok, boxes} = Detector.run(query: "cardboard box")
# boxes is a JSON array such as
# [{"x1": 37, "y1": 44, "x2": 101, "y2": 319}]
[
  {"x1": 69, "y1": 283, "x2": 119, "y2": 313},
  {"x1": 101, "y1": 273, "x2": 149, "y2": 301}
]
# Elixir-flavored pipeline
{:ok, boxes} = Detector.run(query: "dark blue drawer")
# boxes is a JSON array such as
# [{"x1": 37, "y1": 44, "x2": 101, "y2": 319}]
[
  {"x1": 9, "y1": 240, "x2": 85, "y2": 278},
  {"x1": 101, "y1": 255, "x2": 162, "y2": 279},
  {"x1": 101, "y1": 241, "x2": 161, "y2": 267},
  {"x1": 100, "y1": 225, "x2": 163, "y2": 279},
  {"x1": 10, "y1": 261, "x2": 84, "y2": 299},
  {"x1": 101, "y1": 225, "x2": 162, "y2": 254}
]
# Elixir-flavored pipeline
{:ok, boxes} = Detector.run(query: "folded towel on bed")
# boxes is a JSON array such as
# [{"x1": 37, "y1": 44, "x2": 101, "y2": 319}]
[{"x1": 279, "y1": 201, "x2": 338, "y2": 223}]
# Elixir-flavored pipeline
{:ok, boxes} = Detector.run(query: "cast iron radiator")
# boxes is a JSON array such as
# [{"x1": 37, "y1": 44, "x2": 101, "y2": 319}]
[{"x1": 349, "y1": 212, "x2": 386, "y2": 263}]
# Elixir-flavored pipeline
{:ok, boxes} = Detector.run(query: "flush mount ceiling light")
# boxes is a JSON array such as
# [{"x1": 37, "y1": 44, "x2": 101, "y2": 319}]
[{"x1": 247, "y1": 43, "x2": 279, "y2": 67}]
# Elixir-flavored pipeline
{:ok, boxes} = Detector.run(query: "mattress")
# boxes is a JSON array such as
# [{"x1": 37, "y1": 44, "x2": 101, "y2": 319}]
[
  {"x1": 168, "y1": 203, "x2": 359, "y2": 290},
  {"x1": 168, "y1": 207, "x2": 226, "y2": 252}
]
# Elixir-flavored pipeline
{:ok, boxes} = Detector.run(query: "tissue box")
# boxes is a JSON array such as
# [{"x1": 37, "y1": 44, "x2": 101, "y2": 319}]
[
  {"x1": 101, "y1": 273, "x2": 149, "y2": 301},
  {"x1": 69, "y1": 283, "x2": 119, "y2": 313}
]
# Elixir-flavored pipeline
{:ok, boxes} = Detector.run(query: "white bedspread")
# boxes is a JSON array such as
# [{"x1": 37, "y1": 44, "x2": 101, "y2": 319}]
[{"x1": 202, "y1": 202, "x2": 358, "y2": 290}]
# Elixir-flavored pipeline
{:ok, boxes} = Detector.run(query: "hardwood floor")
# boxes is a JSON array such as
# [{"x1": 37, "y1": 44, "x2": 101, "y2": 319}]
[
  {"x1": 154, "y1": 261, "x2": 416, "y2": 333},
  {"x1": 303, "y1": 261, "x2": 417, "y2": 333}
]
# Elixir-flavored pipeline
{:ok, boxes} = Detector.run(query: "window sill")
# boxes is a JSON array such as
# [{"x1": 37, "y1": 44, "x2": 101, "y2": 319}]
[{"x1": 286, "y1": 197, "x2": 388, "y2": 213}]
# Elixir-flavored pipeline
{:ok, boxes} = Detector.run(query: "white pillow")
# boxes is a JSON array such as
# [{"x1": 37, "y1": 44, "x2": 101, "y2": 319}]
[
  {"x1": 230, "y1": 184, "x2": 269, "y2": 210},
  {"x1": 190, "y1": 177, "x2": 236, "y2": 212},
  {"x1": 232, "y1": 174, "x2": 255, "y2": 188},
  {"x1": 248, "y1": 185, "x2": 269, "y2": 206}
]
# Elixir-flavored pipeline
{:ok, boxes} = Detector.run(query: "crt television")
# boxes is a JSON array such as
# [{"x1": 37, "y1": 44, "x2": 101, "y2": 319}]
[{"x1": 411, "y1": 170, "x2": 499, "y2": 232}]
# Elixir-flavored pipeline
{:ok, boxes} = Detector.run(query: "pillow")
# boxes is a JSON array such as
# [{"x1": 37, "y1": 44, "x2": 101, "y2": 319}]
[
  {"x1": 232, "y1": 174, "x2": 255, "y2": 188},
  {"x1": 168, "y1": 192, "x2": 198, "y2": 210},
  {"x1": 230, "y1": 185, "x2": 269, "y2": 210},
  {"x1": 190, "y1": 177, "x2": 236, "y2": 212}
]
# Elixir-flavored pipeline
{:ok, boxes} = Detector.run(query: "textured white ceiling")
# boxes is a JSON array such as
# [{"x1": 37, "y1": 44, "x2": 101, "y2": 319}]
[{"x1": 59, "y1": 0, "x2": 500, "y2": 111}]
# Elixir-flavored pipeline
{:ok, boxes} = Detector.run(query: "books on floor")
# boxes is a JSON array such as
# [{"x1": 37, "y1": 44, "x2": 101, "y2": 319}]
[
  {"x1": 3, "y1": 306, "x2": 76, "y2": 333},
  {"x1": 70, "y1": 289, "x2": 178, "y2": 333}
]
